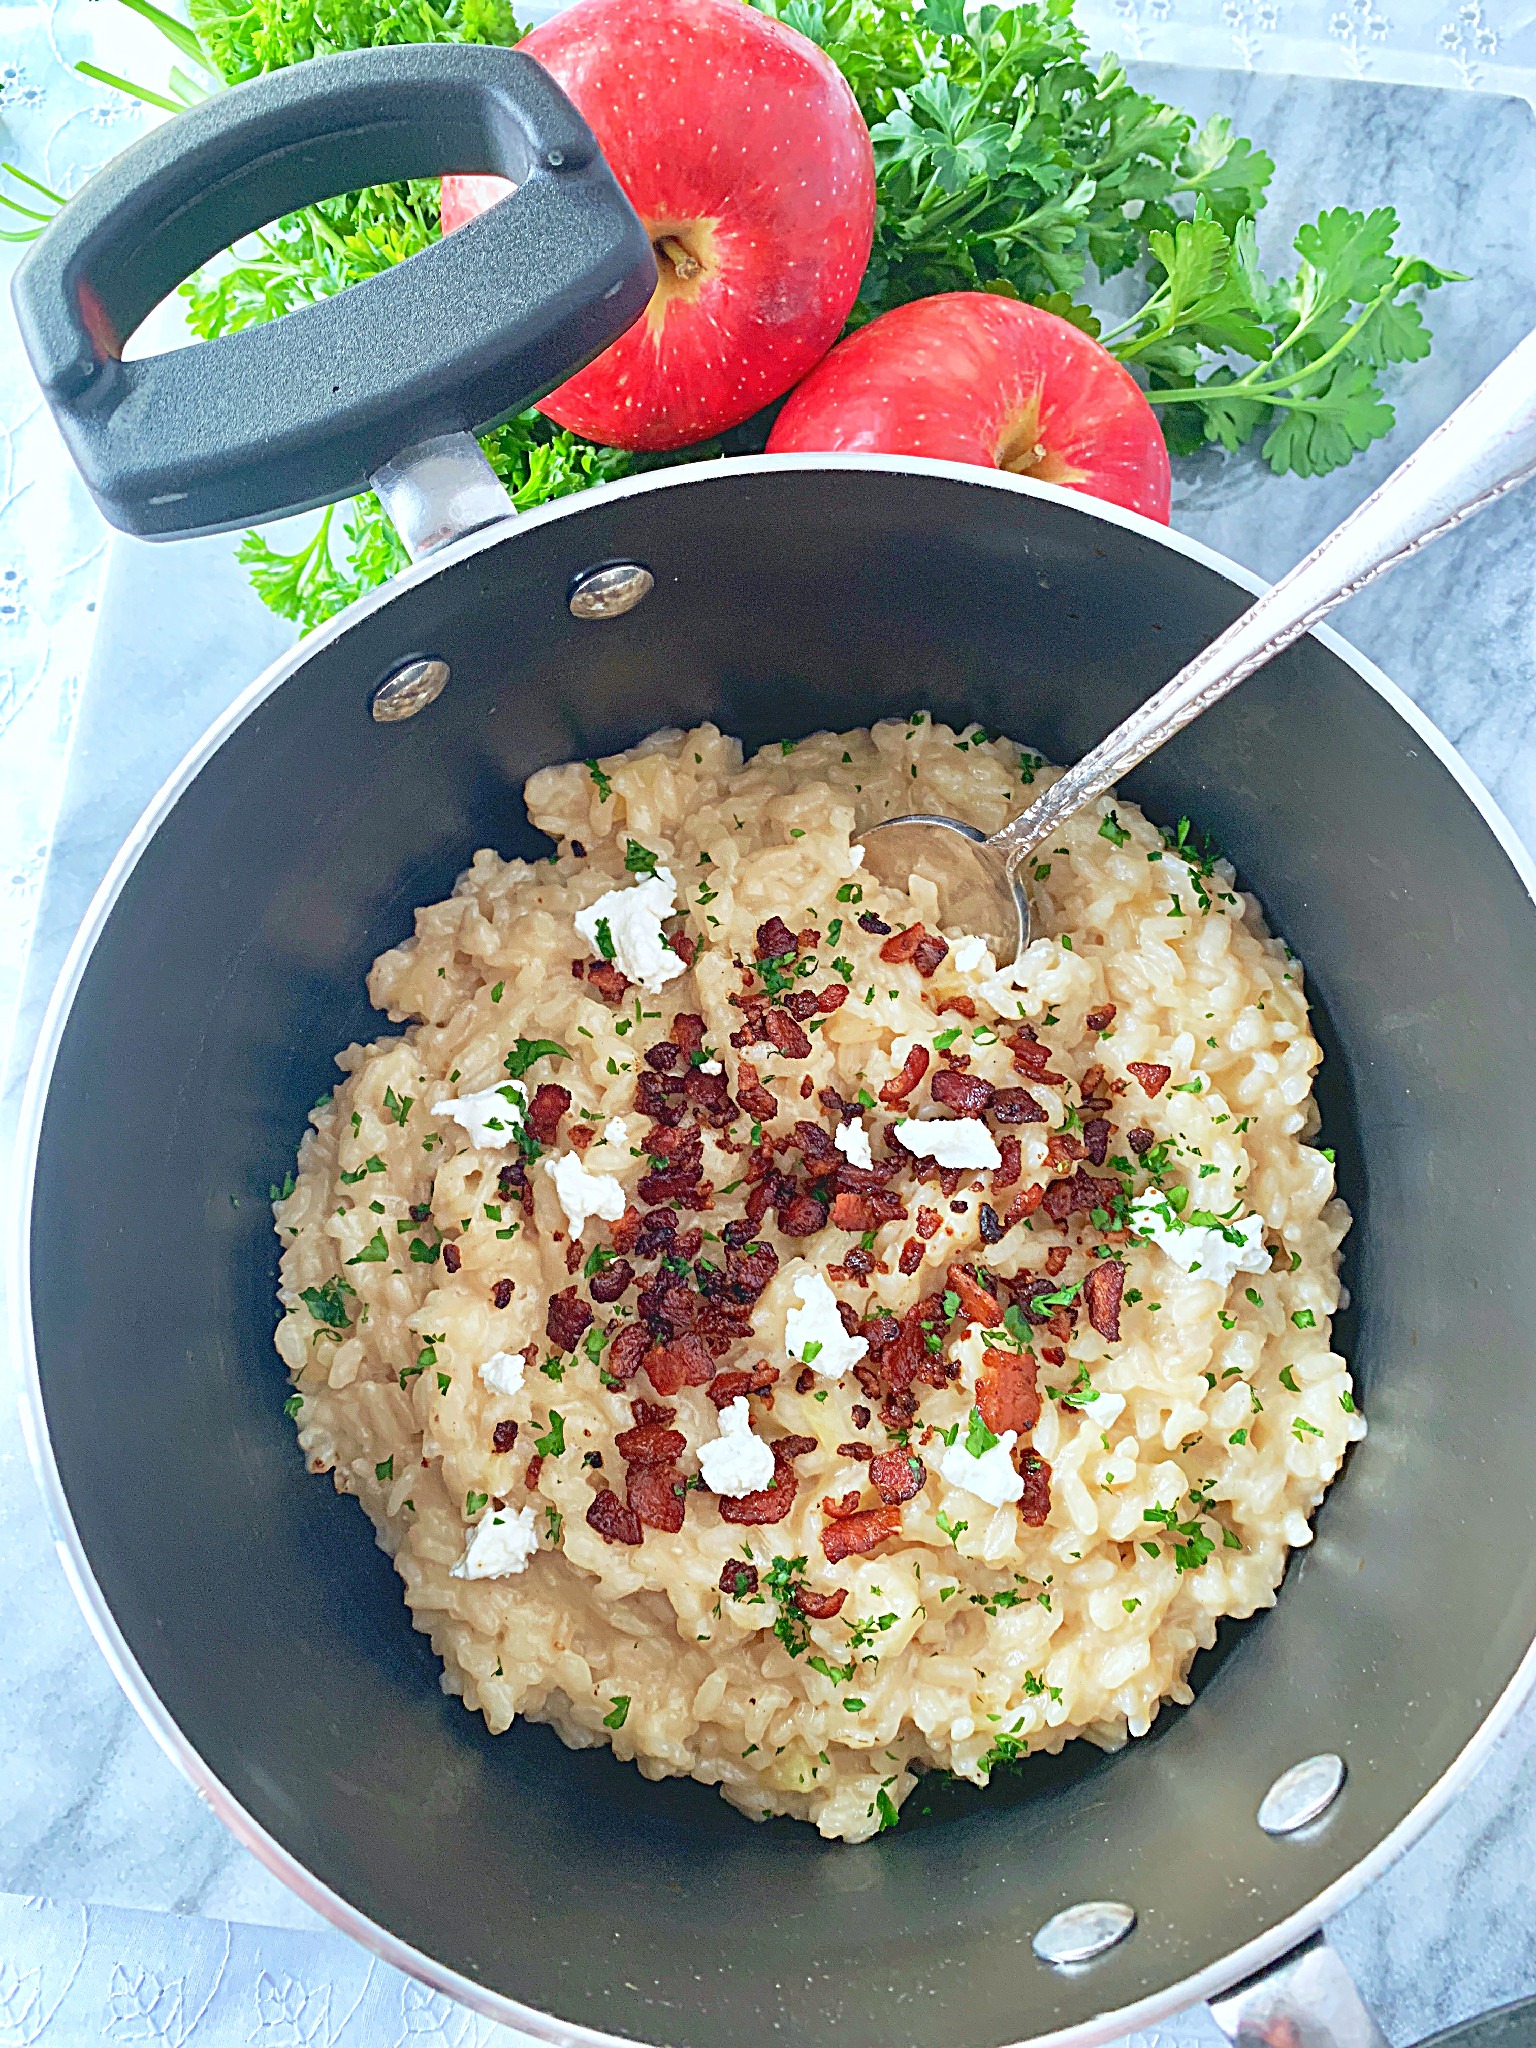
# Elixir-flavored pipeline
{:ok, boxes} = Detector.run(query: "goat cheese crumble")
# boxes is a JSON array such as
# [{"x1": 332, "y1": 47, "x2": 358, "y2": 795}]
[
  {"x1": 938, "y1": 1413, "x2": 1024, "y2": 1506},
  {"x1": 573, "y1": 870, "x2": 685, "y2": 992},
  {"x1": 1130, "y1": 1190, "x2": 1270, "y2": 1286},
  {"x1": 450, "y1": 1503, "x2": 539, "y2": 1580},
  {"x1": 834, "y1": 1120, "x2": 873, "y2": 1170},
  {"x1": 951, "y1": 934, "x2": 990, "y2": 973},
  {"x1": 698, "y1": 1396, "x2": 775, "y2": 1497},
  {"x1": 895, "y1": 1116, "x2": 1001, "y2": 1171},
  {"x1": 699, "y1": 1058, "x2": 723, "y2": 1075},
  {"x1": 543, "y1": 1151, "x2": 627, "y2": 1236},
  {"x1": 431, "y1": 1079, "x2": 527, "y2": 1150},
  {"x1": 479, "y1": 1350, "x2": 526, "y2": 1399},
  {"x1": 785, "y1": 1268, "x2": 868, "y2": 1380}
]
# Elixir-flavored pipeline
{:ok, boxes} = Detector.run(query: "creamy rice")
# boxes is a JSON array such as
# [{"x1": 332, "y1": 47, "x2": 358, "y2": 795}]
[{"x1": 273, "y1": 718, "x2": 1360, "y2": 1842}]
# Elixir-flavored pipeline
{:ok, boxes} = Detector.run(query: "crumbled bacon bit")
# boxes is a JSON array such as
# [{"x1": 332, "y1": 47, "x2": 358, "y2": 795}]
[
  {"x1": 1085, "y1": 1004, "x2": 1117, "y2": 1033},
  {"x1": 938, "y1": 995, "x2": 977, "y2": 1019},
  {"x1": 1040, "y1": 1344, "x2": 1065, "y2": 1367},
  {"x1": 795, "y1": 1366, "x2": 815, "y2": 1395},
  {"x1": 978, "y1": 1349, "x2": 1041, "y2": 1435},
  {"x1": 817, "y1": 981, "x2": 848, "y2": 1014},
  {"x1": 779, "y1": 1190, "x2": 827, "y2": 1237},
  {"x1": 610, "y1": 1205, "x2": 643, "y2": 1254},
  {"x1": 615, "y1": 1423, "x2": 688, "y2": 1466},
  {"x1": 570, "y1": 1124, "x2": 596, "y2": 1153},
  {"x1": 931, "y1": 1069, "x2": 995, "y2": 1115},
  {"x1": 586, "y1": 960, "x2": 630, "y2": 1004},
  {"x1": 852, "y1": 1403, "x2": 872, "y2": 1429},
  {"x1": 492, "y1": 1419, "x2": 519, "y2": 1454},
  {"x1": 1046, "y1": 1131, "x2": 1087, "y2": 1167},
  {"x1": 571, "y1": 959, "x2": 585, "y2": 979},
  {"x1": 879, "y1": 923, "x2": 948, "y2": 978},
  {"x1": 630, "y1": 1399, "x2": 675, "y2": 1427},
  {"x1": 756, "y1": 916, "x2": 798, "y2": 959},
  {"x1": 879, "y1": 1043, "x2": 930, "y2": 1105},
  {"x1": 994, "y1": 1136, "x2": 1022, "y2": 1191},
  {"x1": 837, "y1": 1441, "x2": 875, "y2": 1461},
  {"x1": 586, "y1": 1489, "x2": 642, "y2": 1545},
  {"x1": 991, "y1": 1087, "x2": 1048, "y2": 1125},
  {"x1": 763, "y1": 1008, "x2": 813, "y2": 1060},
  {"x1": 645, "y1": 1042, "x2": 681, "y2": 1073},
  {"x1": 670, "y1": 1013, "x2": 706, "y2": 1054},
  {"x1": 915, "y1": 1207, "x2": 942, "y2": 1240},
  {"x1": 821, "y1": 1502, "x2": 903, "y2": 1564},
  {"x1": 1004, "y1": 1183, "x2": 1044, "y2": 1226},
  {"x1": 1127, "y1": 1062, "x2": 1172, "y2": 1098},
  {"x1": 605, "y1": 1321, "x2": 650, "y2": 1383},
  {"x1": 898, "y1": 1238, "x2": 924, "y2": 1276},
  {"x1": 643, "y1": 1334, "x2": 716, "y2": 1395},
  {"x1": 1128, "y1": 1127, "x2": 1155, "y2": 1156},
  {"x1": 546, "y1": 1288, "x2": 592, "y2": 1351},
  {"x1": 870, "y1": 1449, "x2": 926, "y2": 1505},
  {"x1": 1005, "y1": 1029, "x2": 1066, "y2": 1085},
  {"x1": 1045, "y1": 1245, "x2": 1070, "y2": 1277},
  {"x1": 792, "y1": 1585, "x2": 848, "y2": 1620},
  {"x1": 947, "y1": 1261, "x2": 1004, "y2": 1327},
  {"x1": 1083, "y1": 1259, "x2": 1126, "y2": 1342},
  {"x1": 821, "y1": 1490, "x2": 864, "y2": 1519},
  {"x1": 442, "y1": 1242, "x2": 462, "y2": 1274},
  {"x1": 798, "y1": 1074, "x2": 815, "y2": 1098},
  {"x1": 718, "y1": 1434, "x2": 815, "y2": 1524},
  {"x1": 627, "y1": 1462, "x2": 687, "y2": 1533},
  {"x1": 1082, "y1": 1116, "x2": 1111, "y2": 1166},
  {"x1": 857, "y1": 912, "x2": 892, "y2": 935},
  {"x1": 1041, "y1": 1169, "x2": 1119, "y2": 1224},
  {"x1": 978, "y1": 1202, "x2": 1004, "y2": 1245},
  {"x1": 669, "y1": 930, "x2": 697, "y2": 967},
  {"x1": 525, "y1": 1084, "x2": 571, "y2": 1145},
  {"x1": 491, "y1": 1277, "x2": 514, "y2": 1309},
  {"x1": 832, "y1": 1248, "x2": 876, "y2": 1281},
  {"x1": 734, "y1": 1060, "x2": 779, "y2": 1123},
  {"x1": 784, "y1": 990, "x2": 821, "y2": 1023},
  {"x1": 524, "y1": 1453, "x2": 544, "y2": 1490},
  {"x1": 1017, "y1": 1448, "x2": 1051, "y2": 1526},
  {"x1": 685, "y1": 1066, "x2": 738, "y2": 1124},
  {"x1": 708, "y1": 1362, "x2": 779, "y2": 1407},
  {"x1": 720, "y1": 1558, "x2": 758, "y2": 1597},
  {"x1": 589, "y1": 1256, "x2": 635, "y2": 1304}
]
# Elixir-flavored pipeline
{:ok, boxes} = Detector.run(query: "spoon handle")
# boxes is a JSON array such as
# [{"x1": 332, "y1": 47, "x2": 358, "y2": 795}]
[{"x1": 993, "y1": 325, "x2": 1536, "y2": 868}]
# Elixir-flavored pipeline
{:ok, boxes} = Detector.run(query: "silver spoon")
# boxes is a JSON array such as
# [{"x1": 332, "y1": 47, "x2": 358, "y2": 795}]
[{"x1": 859, "y1": 326, "x2": 1536, "y2": 963}]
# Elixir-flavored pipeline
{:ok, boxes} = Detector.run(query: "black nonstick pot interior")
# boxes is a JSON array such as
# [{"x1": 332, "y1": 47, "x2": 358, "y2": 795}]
[{"x1": 26, "y1": 461, "x2": 1536, "y2": 2046}]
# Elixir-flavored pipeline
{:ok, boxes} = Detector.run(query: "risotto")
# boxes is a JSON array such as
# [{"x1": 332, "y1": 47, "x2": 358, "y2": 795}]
[{"x1": 273, "y1": 717, "x2": 1360, "y2": 1842}]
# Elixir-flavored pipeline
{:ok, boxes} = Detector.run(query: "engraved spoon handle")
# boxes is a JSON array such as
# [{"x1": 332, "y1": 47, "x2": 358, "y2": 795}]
[{"x1": 991, "y1": 325, "x2": 1536, "y2": 870}]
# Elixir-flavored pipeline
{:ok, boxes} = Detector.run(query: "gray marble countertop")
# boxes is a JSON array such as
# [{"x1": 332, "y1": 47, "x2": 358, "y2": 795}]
[{"x1": 7, "y1": 62, "x2": 1536, "y2": 2048}]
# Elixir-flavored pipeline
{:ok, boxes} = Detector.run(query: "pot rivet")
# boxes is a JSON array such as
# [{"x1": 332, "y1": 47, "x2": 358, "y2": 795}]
[
  {"x1": 1032, "y1": 1900, "x2": 1136, "y2": 1967},
  {"x1": 569, "y1": 563, "x2": 654, "y2": 620},
  {"x1": 372, "y1": 657, "x2": 450, "y2": 723},
  {"x1": 1258, "y1": 1753, "x2": 1346, "y2": 1836}
]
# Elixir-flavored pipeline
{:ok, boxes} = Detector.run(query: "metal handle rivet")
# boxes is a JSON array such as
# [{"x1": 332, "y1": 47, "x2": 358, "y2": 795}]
[
  {"x1": 1258, "y1": 1753, "x2": 1346, "y2": 1836},
  {"x1": 569, "y1": 563, "x2": 654, "y2": 620},
  {"x1": 372, "y1": 657, "x2": 450, "y2": 723},
  {"x1": 1032, "y1": 1900, "x2": 1136, "y2": 1967}
]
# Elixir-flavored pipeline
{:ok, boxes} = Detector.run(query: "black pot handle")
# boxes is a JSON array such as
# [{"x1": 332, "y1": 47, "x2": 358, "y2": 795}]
[{"x1": 10, "y1": 43, "x2": 656, "y2": 541}]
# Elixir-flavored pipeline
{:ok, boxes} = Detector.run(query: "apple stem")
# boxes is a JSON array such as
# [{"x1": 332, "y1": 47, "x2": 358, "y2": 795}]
[{"x1": 656, "y1": 235, "x2": 703, "y2": 282}]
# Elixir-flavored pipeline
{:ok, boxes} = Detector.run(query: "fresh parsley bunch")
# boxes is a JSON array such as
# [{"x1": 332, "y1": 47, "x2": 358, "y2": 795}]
[{"x1": 8, "y1": 0, "x2": 1459, "y2": 630}]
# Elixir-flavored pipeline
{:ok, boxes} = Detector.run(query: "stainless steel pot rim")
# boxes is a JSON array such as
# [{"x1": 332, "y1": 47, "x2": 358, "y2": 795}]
[{"x1": 14, "y1": 450, "x2": 1536, "y2": 2048}]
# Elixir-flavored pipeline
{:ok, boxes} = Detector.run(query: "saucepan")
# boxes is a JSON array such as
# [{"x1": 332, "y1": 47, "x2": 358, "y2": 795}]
[{"x1": 13, "y1": 41, "x2": 1536, "y2": 2048}]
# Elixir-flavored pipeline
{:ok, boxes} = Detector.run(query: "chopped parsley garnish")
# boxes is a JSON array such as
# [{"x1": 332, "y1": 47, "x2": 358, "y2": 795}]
[
  {"x1": 603, "y1": 1695, "x2": 631, "y2": 1729},
  {"x1": 346, "y1": 1228, "x2": 388, "y2": 1265},
  {"x1": 375, "y1": 1456, "x2": 394, "y2": 1482},
  {"x1": 283, "y1": 1392, "x2": 303, "y2": 1418},
  {"x1": 586, "y1": 760, "x2": 612, "y2": 801},
  {"x1": 269, "y1": 1171, "x2": 297, "y2": 1202},
  {"x1": 624, "y1": 840, "x2": 661, "y2": 876},
  {"x1": 935, "y1": 1508, "x2": 968, "y2": 1548},
  {"x1": 382, "y1": 1086, "x2": 412, "y2": 1127},
  {"x1": 1143, "y1": 1502, "x2": 1215, "y2": 1573},
  {"x1": 504, "y1": 1037, "x2": 570, "y2": 1080},
  {"x1": 766, "y1": 1555, "x2": 811, "y2": 1657},
  {"x1": 466, "y1": 1490, "x2": 488, "y2": 1517},
  {"x1": 594, "y1": 917, "x2": 616, "y2": 961},
  {"x1": 490, "y1": 981, "x2": 504, "y2": 1003},
  {"x1": 1291, "y1": 1308, "x2": 1317, "y2": 1329},
  {"x1": 1098, "y1": 811, "x2": 1130, "y2": 848},
  {"x1": 535, "y1": 1412, "x2": 566, "y2": 1458},
  {"x1": 963, "y1": 1406, "x2": 999, "y2": 1457},
  {"x1": 299, "y1": 1275, "x2": 355, "y2": 1330}
]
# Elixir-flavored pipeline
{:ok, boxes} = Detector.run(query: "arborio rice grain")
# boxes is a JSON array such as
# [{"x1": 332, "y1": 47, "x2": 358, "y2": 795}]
[{"x1": 273, "y1": 717, "x2": 1361, "y2": 1842}]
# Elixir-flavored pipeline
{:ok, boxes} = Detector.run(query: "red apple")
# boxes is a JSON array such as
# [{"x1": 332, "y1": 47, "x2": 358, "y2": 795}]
[
  {"x1": 442, "y1": 0, "x2": 875, "y2": 451},
  {"x1": 767, "y1": 293, "x2": 1171, "y2": 524}
]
